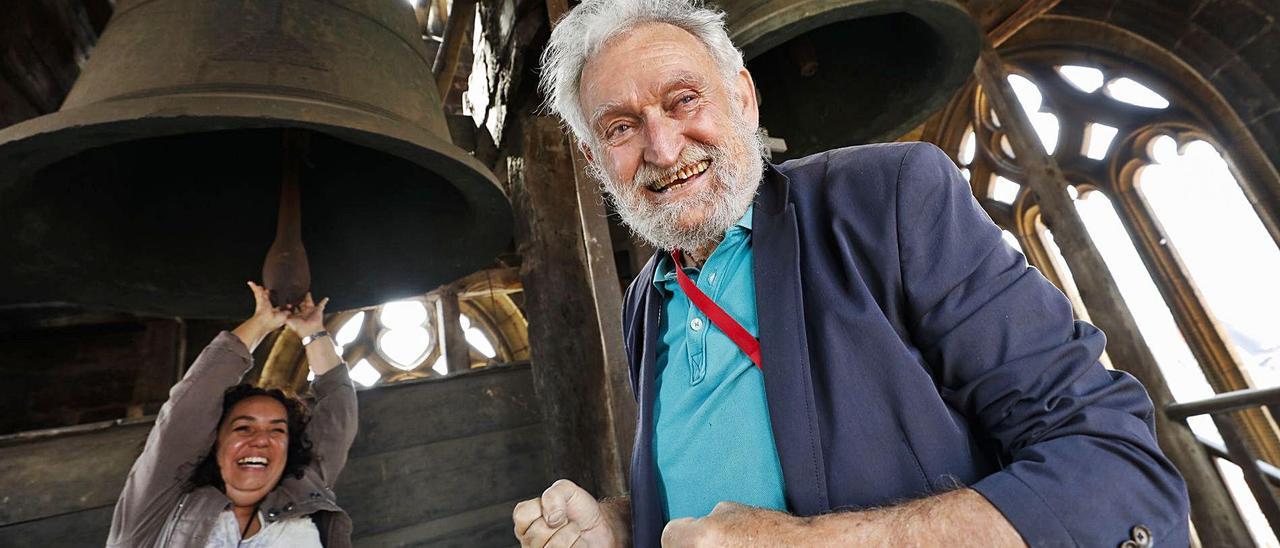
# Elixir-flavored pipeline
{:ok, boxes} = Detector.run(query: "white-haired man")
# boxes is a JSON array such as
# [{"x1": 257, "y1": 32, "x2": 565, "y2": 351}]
[{"x1": 513, "y1": 1, "x2": 1189, "y2": 546}]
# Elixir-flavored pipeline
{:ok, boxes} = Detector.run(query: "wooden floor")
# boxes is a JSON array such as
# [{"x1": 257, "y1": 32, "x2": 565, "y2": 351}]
[{"x1": 0, "y1": 362, "x2": 548, "y2": 547}]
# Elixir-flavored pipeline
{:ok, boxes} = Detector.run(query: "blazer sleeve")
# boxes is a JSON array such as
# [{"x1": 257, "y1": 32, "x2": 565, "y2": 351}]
[
  {"x1": 893, "y1": 143, "x2": 1189, "y2": 546},
  {"x1": 108, "y1": 331, "x2": 254, "y2": 547}
]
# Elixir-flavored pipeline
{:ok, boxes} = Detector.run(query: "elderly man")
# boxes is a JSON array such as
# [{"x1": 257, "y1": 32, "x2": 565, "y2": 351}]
[{"x1": 513, "y1": 0, "x2": 1189, "y2": 546}]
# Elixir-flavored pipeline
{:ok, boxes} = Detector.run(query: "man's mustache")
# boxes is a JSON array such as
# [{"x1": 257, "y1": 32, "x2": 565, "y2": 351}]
[{"x1": 631, "y1": 144, "x2": 716, "y2": 189}]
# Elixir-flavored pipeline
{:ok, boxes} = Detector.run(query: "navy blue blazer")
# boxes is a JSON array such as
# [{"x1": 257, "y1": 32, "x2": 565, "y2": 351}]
[{"x1": 621, "y1": 142, "x2": 1189, "y2": 547}]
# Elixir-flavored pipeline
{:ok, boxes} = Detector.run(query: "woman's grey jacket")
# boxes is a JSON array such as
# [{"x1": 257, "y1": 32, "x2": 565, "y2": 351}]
[{"x1": 106, "y1": 331, "x2": 358, "y2": 547}]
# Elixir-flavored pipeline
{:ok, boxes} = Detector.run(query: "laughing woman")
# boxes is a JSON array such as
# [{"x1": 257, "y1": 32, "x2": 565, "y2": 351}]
[{"x1": 107, "y1": 282, "x2": 357, "y2": 547}]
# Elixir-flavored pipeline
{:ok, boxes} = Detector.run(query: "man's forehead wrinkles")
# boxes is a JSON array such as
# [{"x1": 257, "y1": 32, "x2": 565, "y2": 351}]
[{"x1": 587, "y1": 70, "x2": 710, "y2": 126}]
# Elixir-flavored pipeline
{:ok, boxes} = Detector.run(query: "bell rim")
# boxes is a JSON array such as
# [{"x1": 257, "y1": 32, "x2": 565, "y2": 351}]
[
  {"x1": 728, "y1": 0, "x2": 981, "y2": 146},
  {"x1": 0, "y1": 94, "x2": 514, "y2": 318},
  {"x1": 0, "y1": 93, "x2": 505, "y2": 196},
  {"x1": 727, "y1": 0, "x2": 978, "y2": 60}
]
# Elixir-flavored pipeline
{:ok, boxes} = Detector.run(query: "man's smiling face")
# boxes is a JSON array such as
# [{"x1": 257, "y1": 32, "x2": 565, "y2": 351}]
[{"x1": 578, "y1": 22, "x2": 763, "y2": 254}]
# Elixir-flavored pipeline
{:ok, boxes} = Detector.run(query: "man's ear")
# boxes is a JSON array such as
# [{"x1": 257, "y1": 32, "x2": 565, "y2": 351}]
[
  {"x1": 578, "y1": 140, "x2": 595, "y2": 164},
  {"x1": 735, "y1": 68, "x2": 760, "y2": 129}
]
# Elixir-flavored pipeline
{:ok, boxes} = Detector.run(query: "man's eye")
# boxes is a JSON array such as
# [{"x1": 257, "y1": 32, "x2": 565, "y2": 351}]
[
  {"x1": 273, "y1": 429, "x2": 288, "y2": 435},
  {"x1": 608, "y1": 123, "x2": 632, "y2": 139},
  {"x1": 679, "y1": 94, "x2": 697, "y2": 104},
  {"x1": 234, "y1": 426, "x2": 250, "y2": 433}
]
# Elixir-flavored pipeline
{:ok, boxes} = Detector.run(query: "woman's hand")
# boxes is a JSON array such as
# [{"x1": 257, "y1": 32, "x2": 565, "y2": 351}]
[
  {"x1": 285, "y1": 292, "x2": 330, "y2": 339},
  {"x1": 248, "y1": 281, "x2": 289, "y2": 329},
  {"x1": 232, "y1": 281, "x2": 289, "y2": 352},
  {"x1": 288, "y1": 293, "x2": 343, "y2": 376}
]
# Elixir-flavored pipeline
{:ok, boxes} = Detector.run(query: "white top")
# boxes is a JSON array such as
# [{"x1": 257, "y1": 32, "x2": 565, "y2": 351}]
[{"x1": 205, "y1": 509, "x2": 323, "y2": 547}]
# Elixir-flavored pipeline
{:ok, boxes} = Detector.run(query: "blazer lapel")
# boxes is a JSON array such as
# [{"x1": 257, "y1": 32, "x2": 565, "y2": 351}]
[{"x1": 752, "y1": 164, "x2": 830, "y2": 516}]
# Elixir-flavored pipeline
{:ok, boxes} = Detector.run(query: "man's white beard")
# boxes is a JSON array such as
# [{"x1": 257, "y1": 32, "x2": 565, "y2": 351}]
[{"x1": 592, "y1": 113, "x2": 764, "y2": 254}]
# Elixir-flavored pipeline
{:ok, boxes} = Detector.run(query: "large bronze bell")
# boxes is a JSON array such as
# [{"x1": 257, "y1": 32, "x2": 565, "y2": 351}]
[
  {"x1": 0, "y1": 0, "x2": 511, "y2": 318},
  {"x1": 716, "y1": 0, "x2": 980, "y2": 160}
]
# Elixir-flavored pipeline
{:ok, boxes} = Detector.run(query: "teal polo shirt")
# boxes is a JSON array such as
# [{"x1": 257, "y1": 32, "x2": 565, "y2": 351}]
[{"x1": 651, "y1": 206, "x2": 787, "y2": 520}]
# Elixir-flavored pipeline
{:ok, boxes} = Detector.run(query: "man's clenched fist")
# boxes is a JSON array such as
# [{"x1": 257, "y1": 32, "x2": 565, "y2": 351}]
[{"x1": 513, "y1": 479, "x2": 626, "y2": 548}]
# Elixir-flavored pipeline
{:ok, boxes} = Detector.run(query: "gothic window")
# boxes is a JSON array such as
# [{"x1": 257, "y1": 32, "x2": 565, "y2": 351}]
[
  {"x1": 317, "y1": 273, "x2": 529, "y2": 388},
  {"x1": 931, "y1": 41, "x2": 1280, "y2": 543}
]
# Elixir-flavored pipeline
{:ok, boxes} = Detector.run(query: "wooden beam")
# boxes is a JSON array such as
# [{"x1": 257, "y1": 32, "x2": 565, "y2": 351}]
[
  {"x1": 435, "y1": 286, "x2": 471, "y2": 373},
  {"x1": 976, "y1": 44, "x2": 1251, "y2": 547},
  {"x1": 431, "y1": 0, "x2": 450, "y2": 33},
  {"x1": 987, "y1": 0, "x2": 1061, "y2": 47},
  {"x1": 544, "y1": 0, "x2": 637, "y2": 483},
  {"x1": 508, "y1": 113, "x2": 628, "y2": 497},
  {"x1": 432, "y1": 0, "x2": 477, "y2": 101},
  {"x1": 570, "y1": 141, "x2": 637, "y2": 481}
]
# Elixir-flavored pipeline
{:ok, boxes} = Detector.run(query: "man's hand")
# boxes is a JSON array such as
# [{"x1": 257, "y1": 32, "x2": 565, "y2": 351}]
[
  {"x1": 513, "y1": 479, "x2": 624, "y2": 548},
  {"x1": 661, "y1": 502, "x2": 804, "y2": 548}
]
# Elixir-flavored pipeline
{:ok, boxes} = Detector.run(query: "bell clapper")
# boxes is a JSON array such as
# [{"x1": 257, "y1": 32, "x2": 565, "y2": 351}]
[{"x1": 262, "y1": 129, "x2": 312, "y2": 311}]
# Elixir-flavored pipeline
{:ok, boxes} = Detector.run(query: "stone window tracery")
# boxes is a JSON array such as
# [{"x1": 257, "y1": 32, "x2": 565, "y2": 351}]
[
  {"x1": 312, "y1": 272, "x2": 528, "y2": 388},
  {"x1": 930, "y1": 41, "x2": 1280, "y2": 543}
]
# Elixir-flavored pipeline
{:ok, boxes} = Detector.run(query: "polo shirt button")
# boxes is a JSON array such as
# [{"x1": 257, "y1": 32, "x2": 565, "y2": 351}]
[{"x1": 690, "y1": 318, "x2": 704, "y2": 331}]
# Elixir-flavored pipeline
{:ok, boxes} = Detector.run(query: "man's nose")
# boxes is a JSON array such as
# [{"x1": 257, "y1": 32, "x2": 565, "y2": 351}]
[
  {"x1": 642, "y1": 115, "x2": 684, "y2": 168},
  {"x1": 249, "y1": 431, "x2": 270, "y2": 447}
]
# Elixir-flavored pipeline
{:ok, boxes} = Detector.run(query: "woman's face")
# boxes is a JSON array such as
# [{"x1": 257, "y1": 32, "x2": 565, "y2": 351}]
[{"x1": 215, "y1": 395, "x2": 290, "y2": 507}]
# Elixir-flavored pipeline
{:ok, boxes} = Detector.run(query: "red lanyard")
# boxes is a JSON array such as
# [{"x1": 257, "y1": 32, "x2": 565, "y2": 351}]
[{"x1": 670, "y1": 250, "x2": 762, "y2": 369}]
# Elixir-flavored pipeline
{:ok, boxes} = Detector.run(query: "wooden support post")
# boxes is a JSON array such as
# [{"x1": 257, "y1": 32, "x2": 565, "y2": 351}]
[
  {"x1": 435, "y1": 286, "x2": 471, "y2": 374},
  {"x1": 432, "y1": 0, "x2": 477, "y2": 100},
  {"x1": 976, "y1": 44, "x2": 1251, "y2": 546},
  {"x1": 430, "y1": 0, "x2": 450, "y2": 35},
  {"x1": 544, "y1": 0, "x2": 637, "y2": 481},
  {"x1": 508, "y1": 113, "x2": 629, "y2": 497},
  {"x1": 570, "y1": 138, "x2": 638, "y2": 482},
  {"x1": 987, "y1": 0, "x2": 1061, "y2": 47}
]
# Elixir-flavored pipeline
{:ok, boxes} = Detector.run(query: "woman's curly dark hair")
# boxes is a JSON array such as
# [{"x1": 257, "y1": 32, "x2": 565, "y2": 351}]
[{"x1": 189, "y1": 384, "x2": 314, "y2": 490}]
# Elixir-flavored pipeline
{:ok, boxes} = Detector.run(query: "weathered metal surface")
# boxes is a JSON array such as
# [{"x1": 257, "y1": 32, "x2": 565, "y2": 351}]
[
  {"x1": 0, "y1": 0, "x2": 512, "y2": 318},
  {"x1": 715, "y1": 0, "x2": 980, "y2": 159}
]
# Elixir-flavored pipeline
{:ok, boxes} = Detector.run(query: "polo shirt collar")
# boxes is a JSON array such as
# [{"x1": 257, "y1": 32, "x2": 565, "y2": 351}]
[{"x1": 652, "y1": 205, "x2": 754, "y2": 291}]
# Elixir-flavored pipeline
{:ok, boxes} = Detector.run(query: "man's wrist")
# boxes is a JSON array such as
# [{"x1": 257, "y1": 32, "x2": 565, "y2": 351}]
[{"x1": 599, "y1": 496, "x2": 631, "y2": 546}]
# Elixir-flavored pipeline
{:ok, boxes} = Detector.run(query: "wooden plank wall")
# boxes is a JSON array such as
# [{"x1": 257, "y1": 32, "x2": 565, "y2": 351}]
[{"x1": 0, "y1": 363, "x2": 546, "y2": 547}]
